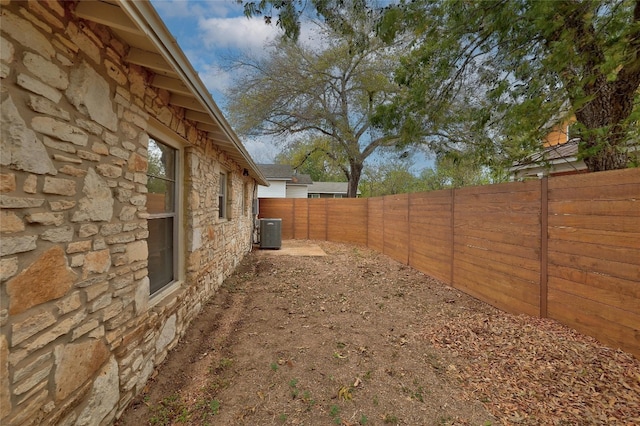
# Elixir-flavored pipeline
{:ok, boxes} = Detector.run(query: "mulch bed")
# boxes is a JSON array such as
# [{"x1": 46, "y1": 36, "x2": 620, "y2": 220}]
[{"x1": 421, "y1": 309, "x2": 640, "y2": 425}]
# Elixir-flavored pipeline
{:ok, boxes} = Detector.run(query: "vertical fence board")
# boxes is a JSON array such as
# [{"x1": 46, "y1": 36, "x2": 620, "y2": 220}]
[
  {"x1": 409, "y1": 190, "x2": 453, "y2": 285},
  {"x1": 327, "y1": 199, "x2": 368, "y2": 245},
  {"x1": 293, "y1": 198, "x2": 309, "y2": 239},
  {"x1": 308, "y1": 199, "x2": 327, "y2": 240},
  {"x1": 367, "y1": 198, "x2": 384, "y2": 252},
  {"x1": 383, "y1": 194, "x2": 409, "y2": 264}
]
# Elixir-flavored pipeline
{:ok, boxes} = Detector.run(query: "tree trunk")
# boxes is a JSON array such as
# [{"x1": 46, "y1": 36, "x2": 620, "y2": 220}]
[{"x1": 347, "y1": 161, "x2": 363, "y2": 197}]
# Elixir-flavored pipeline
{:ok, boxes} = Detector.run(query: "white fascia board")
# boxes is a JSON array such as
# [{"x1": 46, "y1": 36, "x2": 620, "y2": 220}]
[{"x1": 117, "y1": 1, "x2": 268, "y2": 187}]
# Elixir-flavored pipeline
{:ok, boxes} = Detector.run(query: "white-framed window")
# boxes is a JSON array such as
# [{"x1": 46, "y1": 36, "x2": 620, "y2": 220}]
[
  {"x1": 309, "y1": 193, "x2": 320, "y2": 199},
  {"x1": 243, "y1": 182, "x2": 249, "y2": 216},
  {"x1": 219, "y1": 171, "x2": 227, "y2": 219},
  {"x1": 334, "y1": 194, "x2": 344, "y2": 198},
  {"x1": 147, "y1": 135, "x2": 181, "y2": 295}
]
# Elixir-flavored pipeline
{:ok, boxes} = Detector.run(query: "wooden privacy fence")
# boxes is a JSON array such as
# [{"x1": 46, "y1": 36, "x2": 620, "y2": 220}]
[{"x1": 259, "y1": 168, "x2": 640, "y2": 358}]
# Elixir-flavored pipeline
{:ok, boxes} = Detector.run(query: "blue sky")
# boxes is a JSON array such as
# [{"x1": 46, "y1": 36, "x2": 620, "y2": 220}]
[
  {"x1": 151, "y1": 0, "x2": 284, "y2": 161},
  {"x1": 151, "y1": 0, "x2": 433, "y2": 171}
]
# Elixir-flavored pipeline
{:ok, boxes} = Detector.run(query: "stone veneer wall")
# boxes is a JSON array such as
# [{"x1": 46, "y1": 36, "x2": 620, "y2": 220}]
[{"x1": 0, "y1": 1, "x2": 257, "y2": 424}]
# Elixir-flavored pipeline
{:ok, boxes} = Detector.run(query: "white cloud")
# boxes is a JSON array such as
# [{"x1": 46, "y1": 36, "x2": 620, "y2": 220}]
[
  {"x1": 197, "y1": 63, "x2": 234, "y2": 100},
  {"x1": 242, "y1": 136, "x2": 280, "y2": 163},
  {"x1": 198, "y1": 16, "x2": 280, "y2": 53}
]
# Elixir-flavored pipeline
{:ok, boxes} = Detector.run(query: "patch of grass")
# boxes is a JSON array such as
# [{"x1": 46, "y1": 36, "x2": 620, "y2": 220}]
[
  {"x1": 278, "y1": 413, "x2": 287, "y2": 423},
  {"x1": 289, "y1": 378, "x2": 299, "y2": 399},
  {"x1": 359, "y1": 414, "x2": 369, "y2": 424},
  {"x1": 383, "y1": 413, "x2": 399, "y2": 424},
  {"x1": 270, "y1": 362, "x2": 279, "y2": 372},
  {"x1": 219, "y1": 357, "x2": 234, "y2": 369},
  {"x1": 149, "y1": 394, "x2": 188, "y2": 426},
  {"x1": 373, "y1": 395, "x2": 379, "y2": 406}
]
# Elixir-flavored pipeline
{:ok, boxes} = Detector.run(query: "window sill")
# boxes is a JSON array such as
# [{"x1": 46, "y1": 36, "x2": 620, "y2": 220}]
[{"x1": 149, "y1": 280, "x2": 183, "y2": 309}]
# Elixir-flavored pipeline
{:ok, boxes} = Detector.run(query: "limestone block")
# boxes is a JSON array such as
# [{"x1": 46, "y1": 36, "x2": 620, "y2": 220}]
[
  {"x1": 55, "y1": 291, "x2": 81, "y2": 315},
  {"x1": 77, "y1": 150, "x2": 101, "y2": 162},
  {"x1": 32, "y1": 116, "x2": 88, "y2": 146},
  {"x1": 78, "y1": 223, "x2": 99, "y2": 238},
  {"x1": 0, "y1": 257, "x2": 18, "y2": 281},
  {"x1": 65, "y1": 22, "x2": 100, "y2": 63},
  {"x1": 0, "y1": 173, "x2": 16, "y2": 192},
  {"x1": 43, "y1": 176, "x2": 76, "y2": 196},
  {"x1": 109, "y1": 146, "x2": 129, "y2": 160},
  {"x1": 91, "y1": 142, "x2": 109, "y2": 156},
  {"x1": 66, "y1": 240, "x2": 91, "y2": 254},
  {"x1": 6, "y1": 245, "x2": 76, "y2": 315},
  {"x1": 17, "y1": 73, "x2": 62, "y2": 103},
  {"x1": 127, "y1": 152, "x2": 147, "y2": 172},
  {"x1": 134, "y1": 277, "x2": 149, "y2": 315},
  {"x1": 0, "y1": 194, "x2": 44, "y2": 209},
  {"x1": 0, "y1": 35, "x2": 14, "y2": 64},
  {"x1": 96, "y1": 164, "x2": 122, "y2": 179},
  {"x1": 75, "y1": 356, "x2": 119, "y2": 426},
  {"x1": 0, "y1": 211, "x2": 24, "y2": 233},
  {"x1": 76, "y1": 118, "x2": 104, "y2": 136},
  {"x1": 119, "y1": 206, "x2": 137, "y2": 221},
  {"x1": 0, "y1": 9, "x2": 55, "y2": 57},
  {"x1": 43, "y1": 136, "x2": 77, "y2": 154},
  {"x1": 49, "y1": 200, "x2": 76, "y2": 211},
  {"x1": 59, "y1": 165, "x2": 87, "y2": 177},
  {"x1": 155, "y1": 314, "x2": 176, "y2": 354},
  {"x1": 11, "y1": 310, "x2": 56, "y2": 346},
  {"x1": 99, "y1": 223, "x2": 122, "y2": 237},
  {"x1": 71, "y1": 168, "x2": 114, "y2": 222},
  {"x1": 0, "y1": 235, "x2": 37, "y2": 256},
  {"x1": 71, "y1": 319, "x2": 99, "y2": 341},
  {"x1": 0, "y1": 95, "x2": 57, "y2": 175},
  {"x1": 82, "y1": 249, "x2": 111, "y2": 277},
  {"x1": 20, "y1": 176, "x2": 35, "y2": 195},
  {"x1": 28, "y1": 95, "x2": 71, "y2": 121},
  {"x1": 40, "y1": 225, "x2": 74, "y2": 243},
  {"x1": 104, "y1": 58, "x2": 127, "y2": 85},
  {"x1": 0, "y1": 335, "x2": 10, "y2": 419},
  {"x1": 52, "y1": 154, "x2": 82, "y2": 164},
  {"x1": 66, "y1": 61, "x2": 117, "y2": 131},
  {"x1": 125, "y1": 240, "x2": 147, "y2": 264},
  {"x1": 25, "y1": 212, "x2": 64, "y2": 226},
  {"x1": 27, "y1": 0, "x2": 64, "y2": 30},
  {"x1": 53, "y1": 339, "x2": 109, "y2": 401},
  {"x1": 23, "y1": 52, "x2": 68, "y2": 89}
]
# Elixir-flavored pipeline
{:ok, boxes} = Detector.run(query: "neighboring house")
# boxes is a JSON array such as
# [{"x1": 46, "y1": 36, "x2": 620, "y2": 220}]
[
  {"x1": 0, "y1": 1, "x2": 267, "y2": 425},
  {"x1": 257, "y1": 164, "x2": 313, "y2": 198},
  {"x1": 510, "y1": 119, "x2": 587, "y2": 179},
  {"x1": 307, "y1": 182, "x2": 360, "y2": 198}
]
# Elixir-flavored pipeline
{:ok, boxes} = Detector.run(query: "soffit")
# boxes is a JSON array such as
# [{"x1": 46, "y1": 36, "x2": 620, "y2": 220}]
[{"x1": 73, "y1": 0, "x2": 268, "y2": 186}]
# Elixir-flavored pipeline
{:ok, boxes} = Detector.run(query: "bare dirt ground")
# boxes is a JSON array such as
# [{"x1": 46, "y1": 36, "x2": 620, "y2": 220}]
[{"x1": 117, "y1": 241, "x2": 640, "y2": 426}]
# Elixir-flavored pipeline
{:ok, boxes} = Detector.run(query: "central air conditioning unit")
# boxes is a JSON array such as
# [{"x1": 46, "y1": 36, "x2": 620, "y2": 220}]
[{"x1": 259, "y1": 218, "x2": 282, "y2": 249}]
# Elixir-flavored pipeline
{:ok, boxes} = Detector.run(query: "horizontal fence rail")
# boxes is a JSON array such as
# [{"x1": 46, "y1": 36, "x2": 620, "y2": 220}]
[{"x1": 259, "y1": 168, "x2": 640, "y2": 358}]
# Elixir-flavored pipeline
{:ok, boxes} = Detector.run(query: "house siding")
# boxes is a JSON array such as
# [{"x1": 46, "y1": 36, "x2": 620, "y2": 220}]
[{"x1": 0, "y1": 2, "x2": 256, "y2": 425}]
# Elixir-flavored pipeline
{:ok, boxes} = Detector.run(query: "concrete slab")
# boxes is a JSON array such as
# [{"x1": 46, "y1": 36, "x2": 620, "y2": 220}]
[{"x1": 255, "y1": 240, "x2": 327, "y2": 256}]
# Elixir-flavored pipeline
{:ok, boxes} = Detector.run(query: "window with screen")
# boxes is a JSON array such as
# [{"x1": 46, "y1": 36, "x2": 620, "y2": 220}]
[{"x1": 147, "y1": 137, "x2": 178, "y2": 295}]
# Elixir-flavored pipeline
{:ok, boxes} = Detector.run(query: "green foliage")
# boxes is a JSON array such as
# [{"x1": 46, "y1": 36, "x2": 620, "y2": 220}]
[
  {"x1": 275, "y1": 136, "x2": 347, "y2": 182},
  {"x1": 378, "y1": 0, "x2": 640, "y2": 171},
  {"x1": 227, "y1": 6, "x2": 414, "y2": 197}
]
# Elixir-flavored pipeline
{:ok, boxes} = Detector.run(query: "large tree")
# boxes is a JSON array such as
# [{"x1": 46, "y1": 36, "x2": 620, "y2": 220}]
[
  {"x1": 227, "y1": 5, "x2": 412, "y2": 197},
  {"x1": 377, "y1": 0, "x2": 640, "y2": 171},
  {"x1": 274, "y1": 136, "x2": 346, "y2": 182},
  {"x1": 242, "y1": 0, "x2": 640, "y2": 172}
]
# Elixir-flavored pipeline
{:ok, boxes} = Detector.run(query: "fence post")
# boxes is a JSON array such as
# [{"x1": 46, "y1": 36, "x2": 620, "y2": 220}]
[
  {"x1": 450, "y1": 188, "x2": 455, "y2": 287},
  {"x1": 540, "y1": 177, "x2": 548, "y2": 318}
]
